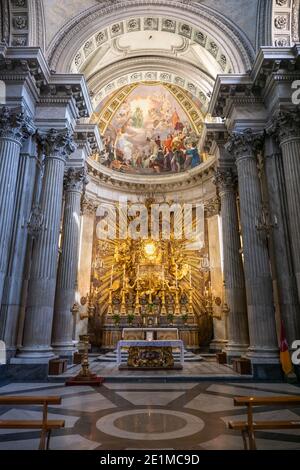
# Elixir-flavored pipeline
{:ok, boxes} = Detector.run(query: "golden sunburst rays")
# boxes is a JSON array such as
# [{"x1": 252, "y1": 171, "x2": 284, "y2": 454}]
[{"x1": 92, "y1": 202, "x2": 209, "y2": 316}]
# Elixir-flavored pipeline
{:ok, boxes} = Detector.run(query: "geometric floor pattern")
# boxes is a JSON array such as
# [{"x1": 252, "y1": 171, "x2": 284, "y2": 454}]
[{"x1": 0, "y1": 381, "x2": 299, "y2": 450}]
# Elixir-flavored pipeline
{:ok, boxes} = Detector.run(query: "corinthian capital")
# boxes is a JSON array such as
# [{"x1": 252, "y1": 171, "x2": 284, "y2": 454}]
[
  {"x1": 226, "y1": 129, "x2": 264, "y2": 160},
  {"x1": 0, "y1": 106, "x2": 35, "y2": 145},
  {"x1": 38, "y1": 128, "x2": 76, "y2": 161},
  {"x1": 213, "y1": 168, "x2": 237, "y2": 193},
  {"x1": 269, "y1": 109, "x2": 300, "y2": 144},
  {"x1": 64, "y1": 166, "x2": 89, "y2": 193}
]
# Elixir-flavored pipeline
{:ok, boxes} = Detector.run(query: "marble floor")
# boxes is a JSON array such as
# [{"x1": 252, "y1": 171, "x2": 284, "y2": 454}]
[
  {"x1": 0, "y1": 380, "x2": 300, "y2": 450},
  {"x1": 56, "y1": 356, "x2": 243, "y2": 380}
]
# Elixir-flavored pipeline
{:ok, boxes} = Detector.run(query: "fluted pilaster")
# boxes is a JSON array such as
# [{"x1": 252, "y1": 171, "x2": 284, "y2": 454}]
[
  {"x1": 0, "y1": 107, "x2": 34, "y2": 307},
  {"x1": 52, "y1": 167, "x2": 88, "y2": 356},
  {"x1": 17, "y1": 129, "x2": 76, "y2": 361},
  {"x1": 227, "y1": 130, "x2": 279, "y2": 364},
  {"x1": 0, "y1": 137, "x2": 37, "y2": 359},
  {"x1": 214, "y1": 168, "x2": 249, "y2": 357},
  {"x1": 264, "y1": 135, "x2": 300, "y2": 346},
  {"x1": 272, "y1": 109, "x2": 300, "y2": 301}
]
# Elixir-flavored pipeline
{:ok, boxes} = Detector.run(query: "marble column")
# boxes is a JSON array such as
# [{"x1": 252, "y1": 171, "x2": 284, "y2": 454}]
[
  {"x1": 272, "y1": 110, "x2": 300, "y2": 302},
  {"x1": 0, "y1": 106, "x2": 34, "y2": 307},
  {"x1": 51, "y1": 167, "x2": 87, "y2": 357},
  {"x1": 206, "y1": 207, "x2": 228, "y2": 352},
  {"x1": 76, "y1": 198, "x2": 97, "y2": 340},
  {"x1": 0, "y1": 136, "x2": 37, "y2": 360},
  {"x1": 227, "y1": 130, "x2": 279, "y2": 377},
  {"x1": 264, "y1": 135, "x2": 300, "y2": 346},
  {"x1": 16, "y1": 129, "x2": 75, "y2": 362},
  {"x1": 214, "y1": 168, "x2": 249, "y2": 358}
]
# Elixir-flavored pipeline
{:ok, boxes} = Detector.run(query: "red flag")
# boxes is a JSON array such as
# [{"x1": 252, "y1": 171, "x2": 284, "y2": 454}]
[{"x1": 280, "y1": 320, "x2": 293, "y2": 375}]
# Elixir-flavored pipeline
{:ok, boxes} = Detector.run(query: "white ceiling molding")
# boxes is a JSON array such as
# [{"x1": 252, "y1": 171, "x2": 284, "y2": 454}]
[
  {"x1": 272, "y1": 0, "x2": 299, "y2": 46},
  {"x1": 87, "y1": 56, "x2": 214, "y2": 110},
  {"x1": 70, "y1": 15, "x2": 233, "y2": 76},
  {"x1": 46, "y1": 1, "x2": 255, "y2": 74}
]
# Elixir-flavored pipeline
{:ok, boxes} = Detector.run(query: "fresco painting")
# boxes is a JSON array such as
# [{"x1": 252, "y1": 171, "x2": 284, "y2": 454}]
[{"x1": 100, "y1": 84, "x2": 202, "y2": 174}]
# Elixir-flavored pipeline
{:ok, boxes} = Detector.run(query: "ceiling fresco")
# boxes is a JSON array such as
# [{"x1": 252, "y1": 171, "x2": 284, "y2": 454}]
[{"x1": 95, "y1": 83, "x2": 203, "y2": 175}]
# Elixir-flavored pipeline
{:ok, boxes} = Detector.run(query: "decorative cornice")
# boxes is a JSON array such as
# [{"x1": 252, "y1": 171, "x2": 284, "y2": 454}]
[
  {"x1": 86, "y1": 154, "x2": 216, "y2": 192},
  {"x1": 0, "y1": 46, "x2": 93, "y2": 118},
  {"x1": 0, "y1": 105, "x2": 35, "y2": 144},
  {"x1": 209, "y1": 46, "x2": 300, "y2": 118},
  {"x1": 74, "y1": 123, "x2": 102, "y2": 155}
]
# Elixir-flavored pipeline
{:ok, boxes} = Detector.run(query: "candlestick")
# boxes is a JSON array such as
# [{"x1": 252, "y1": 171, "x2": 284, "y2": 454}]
[
  {"x1": 175, "y1": 264, "x2": 178, "y2": 288},
  {"x1": 123, "y1": 264, "x2": 126, "y2": 288},
  {"x1": 189, "y1": 265, "x2": 192, "y2": 288},
  {"x1": 110, "y1": 264, "x2": 114, "y2": 288}
]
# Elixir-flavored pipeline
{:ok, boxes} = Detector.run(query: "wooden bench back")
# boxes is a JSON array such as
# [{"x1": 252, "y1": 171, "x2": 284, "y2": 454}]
[
  {"x1": 0, "y1": 396, "x2": 62, "y2": 406},
  {"x1": 234, "y1": 396, "x2": 300, "y2": 407}
]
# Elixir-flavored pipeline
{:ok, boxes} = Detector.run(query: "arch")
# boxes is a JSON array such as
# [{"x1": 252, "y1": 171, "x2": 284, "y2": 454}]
[
  {"x1": 46, "y1": 1, "x2": 255, "y2": 74},
  {"x1": 70, "y1": 14, "x2": 233, "y2": 76},
  {"x1": 87, "y1": 55, "x2": 214, "y2": 111}
]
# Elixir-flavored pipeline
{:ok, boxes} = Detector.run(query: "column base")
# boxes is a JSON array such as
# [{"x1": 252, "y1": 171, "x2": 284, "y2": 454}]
[
  {"x1": 12, "y1": 346, "x2": 57, "y2": 363},
  {"x1": 52, "y1": 343, "x2": 77, "y2": 364},
  {"x1": 245, "y1": 347, "x2": 282, "y2": 380},
  {"x1": 225, "y1": 343, "x2": 249, "y2": 363},
  {"x1": 209, "y1": 339, "x2": 228, "y2": 352},
  {"x1": 251, "y1": 362, "x2": 284, "y2": 381},
  {"x1": 3, "y1": 347, "x2": 17, "y2": 363}
]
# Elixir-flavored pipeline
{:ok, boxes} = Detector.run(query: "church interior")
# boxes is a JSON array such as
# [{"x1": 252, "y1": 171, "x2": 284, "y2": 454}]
[{"x1": 0, "y1": 0, "x2": 300, "y2": 453}]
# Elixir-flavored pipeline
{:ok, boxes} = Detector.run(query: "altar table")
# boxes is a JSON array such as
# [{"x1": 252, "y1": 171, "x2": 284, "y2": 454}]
[
  {"x1": 117, "y1": 340, "x2": 184, "y2": 368},
  {"x1": 122, "y1": 328, "x2": 179, "y2": 341}
]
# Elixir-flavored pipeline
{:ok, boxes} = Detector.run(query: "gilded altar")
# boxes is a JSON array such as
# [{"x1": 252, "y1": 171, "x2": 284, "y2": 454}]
[
  {"x1": 117, "y1": 340, "x2": 184, "y2": 369},
  {"x1": 83, "y1": 199, "x2": 221, "y2": 351},
  {"x1": 127, "y1": 347, "x2": 174, "y2": 369}
]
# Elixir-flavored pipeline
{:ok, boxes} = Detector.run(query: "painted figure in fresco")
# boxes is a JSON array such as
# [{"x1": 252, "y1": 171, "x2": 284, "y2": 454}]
[
  {"x1": 102, "y1": 85, "x2": 203, "y2": 175},
  {"x1": 132, "y1": 107, "x2": 144, "y2": 128},
  {"x1": 116, "y1": 129, "x2": 134, "y2": 162}
]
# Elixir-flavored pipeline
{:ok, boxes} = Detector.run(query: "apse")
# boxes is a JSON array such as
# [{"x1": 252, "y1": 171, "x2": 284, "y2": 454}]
[{"x1": 92, "y1": 83, "x2": 204, "y2": 175}]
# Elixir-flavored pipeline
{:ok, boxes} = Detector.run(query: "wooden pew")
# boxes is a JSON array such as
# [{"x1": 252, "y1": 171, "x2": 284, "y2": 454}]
[
  {"x1": 228, "y1": 396, "x2": 300, "y2": 450},
  {"x1": 0, "y1": 396, "x2": 65, "y2": 450}
]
